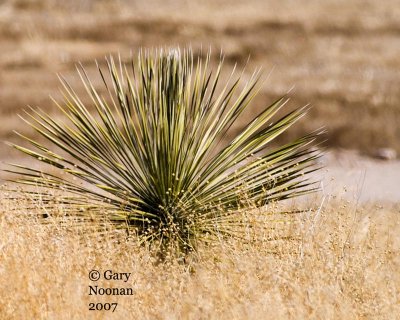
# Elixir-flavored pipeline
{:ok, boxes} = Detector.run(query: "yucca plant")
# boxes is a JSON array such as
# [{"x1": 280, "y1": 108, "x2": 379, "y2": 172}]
[{"x1": 5, "y1": 48, "x2": 321, "y2": 254}]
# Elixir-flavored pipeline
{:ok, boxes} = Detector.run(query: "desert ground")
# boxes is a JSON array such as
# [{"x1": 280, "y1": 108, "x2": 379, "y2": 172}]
[{"x1": 0, "y1": 0, "x2": 399, "y2": 319}]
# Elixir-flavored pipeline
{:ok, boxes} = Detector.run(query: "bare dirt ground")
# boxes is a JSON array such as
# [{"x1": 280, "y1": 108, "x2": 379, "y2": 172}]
[{"x1": 314, "y1": 150, "x2": 400, "y2": 204}]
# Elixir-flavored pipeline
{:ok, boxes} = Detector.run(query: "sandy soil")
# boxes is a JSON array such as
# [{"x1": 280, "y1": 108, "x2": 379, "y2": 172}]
[{"x1": 313, "y1": 150, "x2": 400, "y2": 204}]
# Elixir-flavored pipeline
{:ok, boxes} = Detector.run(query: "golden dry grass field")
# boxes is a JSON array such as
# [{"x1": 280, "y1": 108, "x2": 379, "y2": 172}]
[
  {"x1": 1, "y1": 195, "x2": 399, "y2": 319},
  {"x1": 0, "y1": 1, "x2": 400, "y2": 319}
]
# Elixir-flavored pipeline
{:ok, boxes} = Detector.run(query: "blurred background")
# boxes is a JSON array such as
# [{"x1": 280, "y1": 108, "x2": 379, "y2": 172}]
[{"x1": 0, "y1": 0, "x2": 399, "y2": 160}]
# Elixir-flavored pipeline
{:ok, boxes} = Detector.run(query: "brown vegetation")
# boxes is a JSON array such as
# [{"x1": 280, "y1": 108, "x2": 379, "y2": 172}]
[
  {"x1": 1, "y1": 0, "x2": 399, "y2": 159},
  {"x1": 0, "y1": 194, "x2": 399, "y2": 319}
]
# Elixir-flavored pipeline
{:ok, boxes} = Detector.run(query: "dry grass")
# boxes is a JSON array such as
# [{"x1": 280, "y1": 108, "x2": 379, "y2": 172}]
[
  {"x1": 1, "y1": 193, "x2": 399, "y2": 319},
  {"x1": 1, "y1": 0, "x2": 400, "y2": 159}
]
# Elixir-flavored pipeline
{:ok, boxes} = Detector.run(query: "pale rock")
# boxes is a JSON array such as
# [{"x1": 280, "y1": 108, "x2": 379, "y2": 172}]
[{"x1": 374, "y1": 148, "x2": 397, "y2": 161}]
